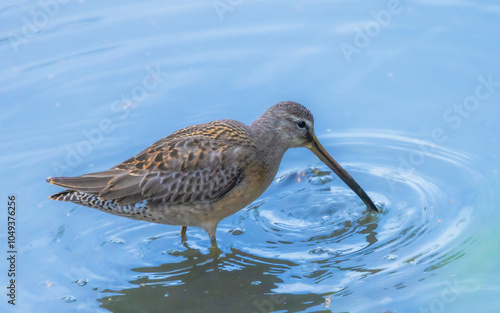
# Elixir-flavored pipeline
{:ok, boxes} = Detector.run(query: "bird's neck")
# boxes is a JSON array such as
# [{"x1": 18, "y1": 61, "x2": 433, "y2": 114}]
[{"x1": 249, "y1": 114, "x2": 289, "y2": 171}]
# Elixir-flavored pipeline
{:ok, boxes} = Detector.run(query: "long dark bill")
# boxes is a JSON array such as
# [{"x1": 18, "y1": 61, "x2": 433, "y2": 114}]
[{"x1": 309, "y1": 137, "x2": 378, "y2": 212}]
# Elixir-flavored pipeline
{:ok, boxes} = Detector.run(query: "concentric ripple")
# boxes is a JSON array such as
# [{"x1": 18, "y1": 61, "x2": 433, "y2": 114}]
[
  {"x1": 221, "y1": 130, "x2": 489, "y2": 292},
  {"x1": 93, "y1": 130, "x2": 492, "y2": 311}
]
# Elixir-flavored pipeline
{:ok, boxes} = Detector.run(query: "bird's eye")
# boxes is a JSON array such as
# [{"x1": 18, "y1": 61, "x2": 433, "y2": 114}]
[{"x1": 297, "y1": 121, "x2": 306, "y2": 128}]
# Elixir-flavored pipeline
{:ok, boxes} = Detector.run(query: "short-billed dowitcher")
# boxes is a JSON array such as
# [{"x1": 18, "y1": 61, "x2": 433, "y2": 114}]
[{"x1": 48, "y1": 101, "x2": 377, "y2": 248}]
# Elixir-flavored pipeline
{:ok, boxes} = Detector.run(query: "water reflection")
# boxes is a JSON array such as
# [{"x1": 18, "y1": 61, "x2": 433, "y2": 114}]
[{"x1": 98, "y1": 248, "x2": 325, "y2": 313}]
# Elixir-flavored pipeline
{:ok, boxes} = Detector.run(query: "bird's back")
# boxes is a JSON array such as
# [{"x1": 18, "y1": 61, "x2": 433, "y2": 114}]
[{"x1": 47, "y1": 119, "x2": 262, "y2": 218}]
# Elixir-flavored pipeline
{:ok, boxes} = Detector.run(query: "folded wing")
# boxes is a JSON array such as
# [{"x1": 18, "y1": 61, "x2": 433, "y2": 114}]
[{"x1": 48, "y1": 124, "x2": 248, "y2": 206}]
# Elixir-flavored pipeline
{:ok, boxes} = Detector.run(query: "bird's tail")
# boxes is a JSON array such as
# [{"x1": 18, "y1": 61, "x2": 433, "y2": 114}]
[
  {"x1": 48, "y1": 189, "x2": 148, "y2": 219},
  {"x1": 49, "y1": 189, "x2": 112, "y2": 209},
  {"x1": 49, "y1": 189, "x2": 77, "y2": 202}
]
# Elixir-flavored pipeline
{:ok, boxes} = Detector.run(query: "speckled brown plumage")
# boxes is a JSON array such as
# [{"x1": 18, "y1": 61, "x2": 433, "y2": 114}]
[
  {"x1": 49, "y1": 120, "x2": 257, "y2": 204},
  {"x1": 48, "y1": 101, "x2": 377, "y2": 248}
]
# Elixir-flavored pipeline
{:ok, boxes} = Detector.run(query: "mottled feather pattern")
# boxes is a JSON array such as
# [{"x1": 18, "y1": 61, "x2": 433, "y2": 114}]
[
  {"x1": 48, "y1": 120, "x2": 252, "y2": 211},
  {"x1": 49, "y1": 190, "x2": 148, "y2": 217}
]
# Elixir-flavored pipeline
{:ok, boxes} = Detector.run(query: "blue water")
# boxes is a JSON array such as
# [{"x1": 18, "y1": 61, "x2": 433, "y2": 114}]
[{"x1": 1, "y1": 0, "x2": 500, "y2": 312}]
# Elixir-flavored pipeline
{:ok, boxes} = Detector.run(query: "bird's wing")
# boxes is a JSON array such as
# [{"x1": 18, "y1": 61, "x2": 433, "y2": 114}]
[{"x1": 48, "y1": 120, "x2": 255, "y2": 205}]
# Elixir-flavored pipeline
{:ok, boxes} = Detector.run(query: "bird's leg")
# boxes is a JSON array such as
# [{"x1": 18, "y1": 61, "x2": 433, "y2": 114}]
[
  {"x1": 210, "y1": 235, "x2": 217, "y2": 248},
  {"x1": 180, "y1": 226, "x2": 187, "y2": 235},
  {"x1": 206, "y1": 225, "x2": 221, "y2": 256},
  {"x1": 209, "y1": 235, "x2": 221, "y2": 257},
  {"x1": 180, "y1": 226, "x2": 187, "y2": 241}
]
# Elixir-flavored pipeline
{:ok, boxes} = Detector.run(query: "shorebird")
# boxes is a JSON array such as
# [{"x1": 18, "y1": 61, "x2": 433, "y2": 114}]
[{"x1": 47, "y1": 101, "x2": 377, "y2": 249}]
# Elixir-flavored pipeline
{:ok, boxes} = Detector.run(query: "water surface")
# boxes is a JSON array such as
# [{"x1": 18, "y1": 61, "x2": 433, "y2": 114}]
[{"x1": 1, "y1": 0, "x2": 500, "y2": 312}]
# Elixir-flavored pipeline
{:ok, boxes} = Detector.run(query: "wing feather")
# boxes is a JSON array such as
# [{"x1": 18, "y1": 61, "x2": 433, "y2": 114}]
[{"x1": 48, "y1": 120, "x2": 252, "y2": 206}]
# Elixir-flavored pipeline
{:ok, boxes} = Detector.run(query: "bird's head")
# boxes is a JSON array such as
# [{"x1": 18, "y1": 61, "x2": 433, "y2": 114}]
[{"x1": 257, "y1": 101, "x2": 378, "y2": 212}]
